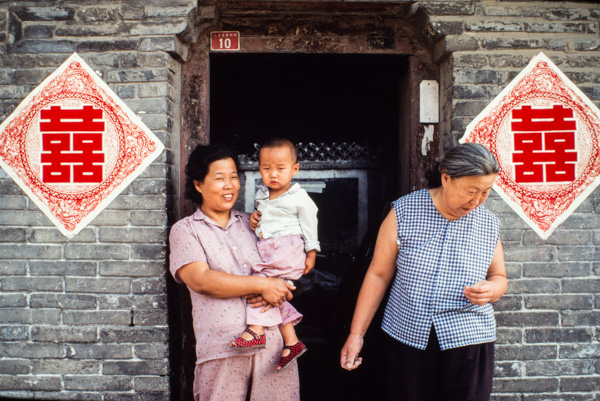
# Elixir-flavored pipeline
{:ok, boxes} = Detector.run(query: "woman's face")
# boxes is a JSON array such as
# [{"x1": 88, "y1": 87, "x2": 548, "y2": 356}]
[
  {"x1": 440, "y1": 173, "x2": 496, "y2": 219},
  {"x1": 194, "y1": 158, "x2": 240, "y2": 214}
]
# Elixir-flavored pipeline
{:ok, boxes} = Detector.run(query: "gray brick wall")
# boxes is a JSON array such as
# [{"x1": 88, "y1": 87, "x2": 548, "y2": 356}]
[
  {"x1": 0, "y1": 1, "x2": 599, "y2": 400},
  {"x1": 0, "y1": 1, "x2": 192, "y2": 399},
  {"x1": 432, "y1": 2, "x2": 600, "y2": 400}
]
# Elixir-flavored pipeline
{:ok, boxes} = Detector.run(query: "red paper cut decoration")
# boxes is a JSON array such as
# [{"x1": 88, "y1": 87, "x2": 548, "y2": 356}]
[
  {"x1": 461, "y1": 52, "x2": 600, "y2": 239},
  {"x1": 0, "y1": 53, "x2": 164, "y2": 237}
]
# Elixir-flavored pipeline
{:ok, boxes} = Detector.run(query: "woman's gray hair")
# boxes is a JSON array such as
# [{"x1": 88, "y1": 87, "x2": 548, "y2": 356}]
[{"x1": 426, "y1": 143, "x2": 499, "y2": 188}]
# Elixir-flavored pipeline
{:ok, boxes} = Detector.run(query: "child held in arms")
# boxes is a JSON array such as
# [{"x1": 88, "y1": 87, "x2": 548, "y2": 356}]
[{"x1": 230, "y1": 138, "x2": 320, "y2": 372}]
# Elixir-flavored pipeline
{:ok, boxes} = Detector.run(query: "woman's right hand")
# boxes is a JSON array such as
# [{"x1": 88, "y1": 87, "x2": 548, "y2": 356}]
[
  {"x1": 260, "y1": 277, "x2": 295, "y2": 308},
  {"x1": 340, "y1": 333, "x2": 364, "y2": 370}
]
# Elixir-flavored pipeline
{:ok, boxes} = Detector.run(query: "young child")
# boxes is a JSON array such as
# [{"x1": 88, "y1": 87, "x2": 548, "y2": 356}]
[{"x1": 229, "y1": 138, "x2": 320, "y2": 372}]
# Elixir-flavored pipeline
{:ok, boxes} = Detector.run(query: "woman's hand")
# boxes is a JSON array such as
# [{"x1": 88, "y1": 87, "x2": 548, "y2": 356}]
[
  {"x1": 463, "y1": 281, "x2": 494, "y2": 305},
  {"x1": 465, "y1": 239, "x2": 507, "y2": 306},
  {"x1": 249, "y1": 210, "x2": 262, "y2": 231},
  {"x1": 245, "y1": 293, "x2": 280, "y2": 313},
  {"x1": 260, "y1": 277, "x2": 295, "y2": 308},
  {"x1": 339, "y1": 210, "x2": 398, "y2": 372},
  {"x1": 340, "y1": 333, "x2": 364, "y2": 370},
  {"x1": 246, "y1": 294, "x2": 267, "y2": 309}
]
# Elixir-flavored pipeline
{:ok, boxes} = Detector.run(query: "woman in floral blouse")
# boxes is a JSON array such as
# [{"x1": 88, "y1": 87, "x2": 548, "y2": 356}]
[{"x1": 169, "y1": 143, "x2": 302, "y2": 401}]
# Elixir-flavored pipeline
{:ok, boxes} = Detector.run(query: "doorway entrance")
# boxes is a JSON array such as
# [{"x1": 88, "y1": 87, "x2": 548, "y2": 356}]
[
  {"x1": 210, "y1": 53, "x2": 409, "y2": 400},
  {"x1": 210, "y1": 52, "x2": 408, "y2": 220}
]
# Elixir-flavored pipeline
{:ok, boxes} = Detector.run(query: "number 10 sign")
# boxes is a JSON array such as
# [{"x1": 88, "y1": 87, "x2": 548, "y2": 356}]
[{"x1": 210, "y1": 31, "x2": 240, "y2": 51}]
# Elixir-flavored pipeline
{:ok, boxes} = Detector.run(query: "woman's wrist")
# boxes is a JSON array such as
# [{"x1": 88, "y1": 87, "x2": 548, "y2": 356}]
[
  {"x1": 254, "y1": 275, "x2": 269, "y2": 295},
  {"x1": 487, "y1": 275, "x2": 508, "y2": 303},
  {"x1": 348, "y1": 331, "x2": 365, "y2": 340}
]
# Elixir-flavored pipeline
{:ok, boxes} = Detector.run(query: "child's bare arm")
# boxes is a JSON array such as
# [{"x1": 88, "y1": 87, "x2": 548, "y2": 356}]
[
  {"x1": 304, "y1": 250, "x2": 317, "y2": 274},
  {"x1": 249, "y1": 210, "x2": 261, "y2": 231}
]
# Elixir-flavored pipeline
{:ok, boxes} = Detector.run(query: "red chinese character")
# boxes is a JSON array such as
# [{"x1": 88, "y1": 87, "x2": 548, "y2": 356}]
[
  {"x1": 511, "y1": 105, "x2": 578, "y2": 183},
  {"x1": 40, "y1": 106, "x2": 105, "y2": 184},
  {"x1": 40, "y1": 105, "x2": 104, "y2": 132}
]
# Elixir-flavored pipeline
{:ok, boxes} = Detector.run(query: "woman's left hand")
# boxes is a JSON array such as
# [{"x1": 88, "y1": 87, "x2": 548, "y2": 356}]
[
  {"x1": 463, "y1": 281, "x2": 494, "y2": 305},
  {"x1": 465, "y1": 240, "x2": 508, "y2": 306},
  {"x1": 246, "y1": 294, "x2": 276, "y2": 313},
  {"x1": 246, "y1": 294, "x2": 267, "y2": 309}
]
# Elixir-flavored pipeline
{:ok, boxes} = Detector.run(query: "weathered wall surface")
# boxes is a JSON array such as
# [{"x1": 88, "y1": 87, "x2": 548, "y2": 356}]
[
  {"x1": 0, "y1": 1, "x2": 194, "y2": 399},
  {"x1": 431, "y1": 2, "x2": 600, "y2": 400},
  {"x1": 0, "y1": 1, "x2": 598, "y2": 400}
]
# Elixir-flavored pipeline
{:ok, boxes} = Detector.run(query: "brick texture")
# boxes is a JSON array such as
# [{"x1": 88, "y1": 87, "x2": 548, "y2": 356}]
[
  {"x1": 1, "y1": 1, "x2": 599, "y2": 400},
  {"x1": 0, "y1": 1, "x2": 190, "y2": 399},
  {"x1": 435, "y1": 2, "x2": 600, "y2": 400}
]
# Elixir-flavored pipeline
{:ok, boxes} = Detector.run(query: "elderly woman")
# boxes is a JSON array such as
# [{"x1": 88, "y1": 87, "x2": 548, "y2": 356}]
[
  {"x1": 169, "y1": 143, "x2": 302, "y2": 401},
  {"x1": 340, "y1": 143, "x2": 507, "y2": 401}
]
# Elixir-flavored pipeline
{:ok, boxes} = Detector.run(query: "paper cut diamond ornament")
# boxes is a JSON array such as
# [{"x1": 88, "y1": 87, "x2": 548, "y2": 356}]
[
  {"x1": 0, "y1": 53, "x2": 164, "y2": 238},
  {"x1": 461, "y1": 52, "x2": 600, "y2": 239}
]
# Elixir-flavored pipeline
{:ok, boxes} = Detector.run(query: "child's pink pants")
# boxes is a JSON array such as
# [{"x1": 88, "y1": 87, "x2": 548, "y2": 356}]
[{"x1": 246, "y1": 235, "x2": 306, "y2": 327}]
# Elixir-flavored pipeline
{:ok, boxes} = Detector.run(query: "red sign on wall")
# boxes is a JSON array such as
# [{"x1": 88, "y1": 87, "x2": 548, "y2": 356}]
[
  {"x1": 0, "y1": 53, "x2": 164, "y2": 237},
  {"x1": 210, "y1": 31, "x2": 240, "y2": 51},
  {"x1": 511, "y1": 105, "x2": 577, "y2": 183},
  {"x1": 40, "y1": 106, "x2": 106, "y2": 184},
  {"x1": 461, "y1": 52, "x2": 600, "y2": 239}
]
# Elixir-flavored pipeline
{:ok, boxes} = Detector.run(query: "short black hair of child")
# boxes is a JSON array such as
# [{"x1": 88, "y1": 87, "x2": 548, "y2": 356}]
[{"x1": 259, "y1": 137, "x2": 298, "y2": 164}]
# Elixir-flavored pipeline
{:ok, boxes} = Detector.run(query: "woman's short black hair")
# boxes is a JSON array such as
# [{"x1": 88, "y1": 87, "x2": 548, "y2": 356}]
[
  {"x1": 426, "y1": 143, "x2": 499, "y2": 188},
  {"x1": 184, "y1": 143, "x2": 239, "y2": 205}
]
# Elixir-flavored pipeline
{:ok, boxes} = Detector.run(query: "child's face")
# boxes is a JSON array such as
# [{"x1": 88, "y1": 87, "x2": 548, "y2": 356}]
[{"x1": 258, "y1": 146, "x2": 299, "y2": 196}]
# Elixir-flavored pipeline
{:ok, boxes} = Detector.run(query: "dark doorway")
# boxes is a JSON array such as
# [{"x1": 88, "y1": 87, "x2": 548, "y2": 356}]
[
  {"x1": 210, "y1": 53, "x2": 403, "y2": 144},
  {"x1": 210, "y1": 53, "x2": 409, "y2": 401},
  {"x1": 210, "y1": 52, "x2": 409, "y2": 222}
]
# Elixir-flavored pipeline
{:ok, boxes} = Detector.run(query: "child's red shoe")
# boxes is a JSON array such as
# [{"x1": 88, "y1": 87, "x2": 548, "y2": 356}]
[
  {"x1": 229, "y1": 328, "x2": 266, "y2": 349},
  {"x1": 276, "y1": 341, "x2": 307, "y2": 372}
]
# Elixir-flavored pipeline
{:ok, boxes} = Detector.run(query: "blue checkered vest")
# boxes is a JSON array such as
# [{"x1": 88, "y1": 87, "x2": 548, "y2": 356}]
[{"x1": 382, "y1": 189, "x2": 501, "y2": 350}]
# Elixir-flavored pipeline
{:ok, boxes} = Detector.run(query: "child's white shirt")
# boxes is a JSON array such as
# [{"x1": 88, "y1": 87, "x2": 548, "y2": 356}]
[{"x1": 254, "y1": 183, "x2": 320, "y2": 252}]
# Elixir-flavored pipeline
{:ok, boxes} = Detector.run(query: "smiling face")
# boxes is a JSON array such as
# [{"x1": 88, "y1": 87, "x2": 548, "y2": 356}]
[
  {"x1": 438, "y1": 173, "x2": 496, "y2": 220},
  {"x1": 194, "y1": 157, "x2": 240, "y2": 216},
  {"x1": 258, "y1": 145, "x2": 300, "y2": 199}
]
